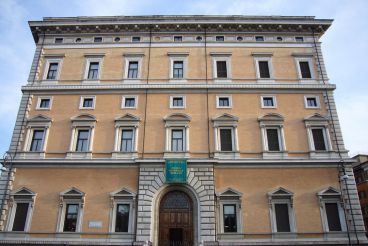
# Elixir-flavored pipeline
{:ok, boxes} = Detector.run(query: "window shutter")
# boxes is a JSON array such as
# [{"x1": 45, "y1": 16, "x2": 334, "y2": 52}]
[
  {"x1": 299, "y1": 61, "x2": 312, "y2": 78},
  {"x1": 275, "y1": 203, "x2": 291, "y2": 232},
  {"x1": 216, "y1": 61, "x2": 227, "y2": 78},
  {"x1": 259, "y1": 61, "x2": 270, "y2": 78},
  {"x1": 312, "y1": 129, "x2": 326, "y2": 150},
  {"x1": 267, "y1": 129, "x2": 280, "y2": 151},
  {"x1": 325, "y1": 203, "x2": 342, "y2": 231},
  {"x1": 220, "y1": 129, "x2": 233, "y2": 151}
]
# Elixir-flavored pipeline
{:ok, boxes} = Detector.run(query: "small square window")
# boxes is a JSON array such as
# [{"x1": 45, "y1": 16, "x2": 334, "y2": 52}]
[
  {"x1": 55, "y1": 38, "x2": 63, "y2": 44},
  {"x1": 174, "y1": 36, "x2": 183, "y2": 42},
  {"x1": 122, "y1": 96, "x2": 138, "y2": 109},
  {"x1": 170, "y1": 96, "x2": 185, "y2": 108},
  {"x1": 132, "y1": 37, "x2": 141, "y2": 42},
  {"x1": 262, "y1": 96, "x2": 276, "y2": 108},
  {"x1": 94, "y1": 37, "x2": 102, "y2": 43},
  {"x1": 305, "y1": 96, "x2": 319, "y2": 108},
  {"x1": 37, "y1": 97, "x2": 51, "y2": 110},
  {"x1": 217, "y1": 96, "x2": 231, "y2": 108},
  {"x1": 80, "y1": 96, "x2": 95, "y2": 109},
  {"x1": 216, "y1": 36, "x2": 225, "y2": 42},
  {"x1": 295, "y1": 37, "x2": 304, "y2": 42},
  {"x1": 255, "y1": 36, "x2": 264, "y2": 42}
]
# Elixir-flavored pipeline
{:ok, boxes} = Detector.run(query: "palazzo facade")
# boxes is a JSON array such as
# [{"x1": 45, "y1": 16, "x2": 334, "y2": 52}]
[{"x1": 0, "y1": 15, "x2": 366, "y2": 245}]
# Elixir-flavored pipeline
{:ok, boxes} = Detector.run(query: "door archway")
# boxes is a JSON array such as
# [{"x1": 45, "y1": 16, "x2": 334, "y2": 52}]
[{"x1": 159, "y1": 190, "x2": 193, "y2": 246}]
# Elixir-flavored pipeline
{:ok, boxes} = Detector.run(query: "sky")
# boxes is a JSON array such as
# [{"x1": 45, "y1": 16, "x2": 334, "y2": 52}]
[{"x1": 0, "y1": 0, "x2": 367, "y2": 157}]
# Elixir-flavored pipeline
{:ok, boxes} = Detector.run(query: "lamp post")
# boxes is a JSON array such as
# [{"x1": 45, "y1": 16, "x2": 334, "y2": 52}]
[{"x1": 0, "y1": 151, "x2": 14, "y2": 231}]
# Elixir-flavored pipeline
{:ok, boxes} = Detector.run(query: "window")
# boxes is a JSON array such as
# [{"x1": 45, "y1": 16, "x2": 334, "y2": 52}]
[
  {"x1": 7, "y1": 187, "x2": 36, "y2": 232},
  {"x1": 255, "y1": 36, "x2": 264, "y2": 42},
  {"x1": 317, "y1": 187, "x2": 346, "y2": 232},
  {"x1": 311, "y1": 128, "x2": 327, "y2": 151},
  {"x1": 216, "y1": 61, "x2": 227, "y2": 78},
  {"x1": 75, "y1": 129, "x2": 90, "y2": 152},
  {"x1": 84, "y1": 55, "x2": 103, "y2": 82},
  {"x1": 80, "y1": 96, "x2": 96, "y2": 109},
  {"x1": 75, "y1": 38, "x2": 82, "y2": 43},
  {"x1": 212, "y1": 114, "x2": 239, "y2": 157},
  {"x1": 174, "y1": 36, "x2": 183, "y2": 42},
  {"x1": 266, "y1": 128, "x2": 281, "y2": 151},
  {"x1": 216, "y1": 36, "x2": 224, "y2": 42},
  {"x1": 109, "y1": 188, "x2": 136, "y2": 233},
  {"x1": 217, "y1": 96, "x2": 232, "y2": 108},
  {"x1": 304, "y1": 96, "x2": 320, "y2": 108},
  {"x1": 113, "y1": 114, "x2": 140, "y2": 159},
  {"x1": 217, "y1": 188, "x2": 243, "y2": 234},
  {"x1": 23, "y1": 115, "x2": 51, "y2": 157},
  {"x1": 304, "y1": 114, "x2": 332, "y2": 156},
  {"x1": 43, "y1": 58, "x2": 62, "y2": 81},
  {"x1": 173, "y1": 61, "x2": 184, "y2": 78},
  {"x1": 299, "y1": 61, "x2": 311, "y2": 78},
  {"x1": 88, "y1": 62, "x2": 99, "y2": 79},
  {"x1": 253, "y1": 53, "x2": 273, "y2": 82},
  {"x1": 164, "y1": 113, "x2": 191, "y2": 158},
  {"x1": 258, "y1": 61, "x2": 270, "y2": 78},
  {"x1": 261, "y1": 96, "x2": 276, "y2": 108},
  {"x1": 295, "y1": 36, "x2": 304, "y2": 42},
  {"x1": 128, "y1": 61, "x2": 139, "y2": 78},
  {"x1": 55, "y1": 38, "x2": 63, "y2": 44},
  {"x1": 57, "y1": 188, "x2": 85, "y2": 233},
  {"x1": 132, "y1": 36, "x2": 141, "y2": 42},
  {"x1": 196, "y1": 36, "x2": 203, "y2": 41},
  {"x1": 114, "y1": 37, "x2": 121, "y2": 42},
  {"x1": 170, "y1": 96, "x2": 185, "y2": 109},
  {"x1": 68, "y1": 114, "x2": 96, "y2": 158},
  {"x1": 236, "y1": 36, "x2": 243, "y2": 41},
  {"x1": 30, "y1": 130, "x2": 45, "y2": 152},
  {"x1": 220, "y1": 128, "x2": 233, "y2": 151},
  {"x1": 211, "y1": 53, "x2": 232, "y2": 82},
  {"x1": 276, "y1": 37, "x2": 283, "y2": 41},
  {"x1": 168, "y1": 53, "x2": 189, "y2": 81},
  {"x1": 94, "y1": 37, "x2": 102, "y2": 43},
  {"x1": 294, "y1": 57, "x2": 315, "y2": 81},
  {"x1": 36, "y1": 96, "x2": 52, "y2": 110},
  {"x1": 47, "y1": 63, "x2": 59, "y2": 80},
  {"x1": 122, "y1": 96, "x2": 138, "y2": 109},
  {"x1": 123, "y1": 54, "x2": 144, "y2": 81},
  {"x1": 268, "y1": 187, "x2": 296, "y2": 233}
]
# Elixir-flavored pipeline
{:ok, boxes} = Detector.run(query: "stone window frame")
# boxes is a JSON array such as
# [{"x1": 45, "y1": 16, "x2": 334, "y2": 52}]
[
  {"x1": 304, "y1": 95, "x2": 320, "y2": 109},
  {"x1": 252, "y1": 52, "x2": 274, "y2": 83},
  {"x1": 304, "y1": 113, "x2": 333, "y2": 158},
  {"x1": 210, "y1": 52, "x2": 232, "y2": 83},
  {"x1": 216, "y1": 95, "x2": 233, "y2": 109},
  {"x1": 168, "y1": 52, "x2": 189, "y2": 83},
  {"x1": 258, "y1": 113, "x2": 287, "y2": 158},
  {"x1": 216, "y1": 188, "x2": 243, "y2": 234},
  {"x1": 212, "y1": 113, "x2": 240, "y2": 159},
  {"x1": 22, "y1": 115, "x2": 52, "y2": 159},
  {"x1": 56, "y1": 187, "x2": 85, "y2": 233},
  {"x1": 83, "y1": 54, "x2": 104, "y2": 83},
  {"x1": 261, "y1": 95, "x2": 277, "y2": 109},
  {"x1": 293, "y1": 53, "x2": 316, "y2": 83},
  {"x1": 121, "y1": 95, "x2": 138, "y2": 109},
  {"x1": 169, "y1": 95, "x2": 186, "y2": 109},
  {"x1": 109, "y1": 188, "x2": 136, "y2": 234},
  {"x1": 6, "y1": 187, "x2": 36, "y2": 232},
  {"x1": 67, "y1": 114, "x2": 96, "y2": 159},
  {"x1": 36, "y1": 96, "x2": 53, "y2": 110},
  {"x1": 123, "y1": 53, "x2": 144, "y2": 83},
  {"x1": 112, "y1": 113, "x2": 140, "y2": 159},
  {"x1": 317, "y1": 187, "x2": 347, "y2": 233},
  {"x1": 267, "y1": 187, "x2": 297, "y2": 233},
  {"x1": 163, "y1": 113, "x2": 191, "y2": 159},
  {"x1": 42, "y1": 55, "x2": 64, "y2": 83},
  {"x1": 79, "y1": 95, "x2": 96, "y2": 110}
]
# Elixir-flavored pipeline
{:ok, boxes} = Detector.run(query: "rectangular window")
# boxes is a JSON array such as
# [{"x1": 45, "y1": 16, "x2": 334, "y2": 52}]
[
  {"x1": 30, "y1": 130, "x2": 44, "y2": 152},
  {"x1": 267, "y1": 129, "x2": 280, "y2": 151},
  {"x1": 255, "y1": 36, "x2": 264, "y2": 42},
  {"x1": 223, "y1": 204, "x2": 237, "y2": 232},
  {"x1": 46, "y1": 63, "x2": 59, "y2": 80},
  {"x1": 124, "y1": 98, "x2": 136, "y2": 108},
  {"x1": 171, "y1": 129, "x2": 184, "y2": 152},
  {"x1": 312, "y1": 128, "x2": 326, "y2": 151},
  {"x1": 220, "y1": 129, "x2": 233, "y2": 151},
  {"x1": 216, "y1": 61, "x2": 228, "y2": 78},
  {"x1": 262, "y1": 97, "x2": 275, "y2": 107},
  {"x1": 75, "y1": 130, "x2": 90, "y2": 152},
  {"x1": 274, "y1": 203, "x2": 291, "y2": 232},
  {"x1": 299, "y1": 61, "x2": 312, "y2": 78},
  {"x1": 94, "y1": 37, "x2": 102, "y2": 43},
  {"x1": 218, "y1": 97, "x2": 230, "y2": 107},
  {"x1": 174, "y1": 36, "x2": 183, "y2": 42},
  {"x1": 115, "y1": 204, "x2": 130, "y2": 232},
  {"x1": 12, "y1": 203, "x2": 29, "y2": 231},
  {"x1": 258, "y1": 61, "x2": 270, "y2": 78},
  {"x1": 39, "y1": 98, "x2": 51, "y2": 109},
  {"x1": 173, "y1": 61, "x2": 184, "y2": 78},
  {"x1": 87, "y1": 62, "x2": 99, "y2": 79},
  {"x1": 216, "y1": 36, "x2": 224, "y2": 42},
  {"x1": 83, "y1": 98, "x2": 94, "y2": 108},
  {"x1": 325, "y1": 203, "x2": 342, "y2": 231},
  {"x1": 306, "y1": 97, "x2": 318, "y2": 108},
  {"x1": 128, "y1": 61, "x2": 139, "y2": 79},
  {"x1": 63, "y1": 204, "x2": 79, "y2": 232},
  {"x1": 172, "y1": 97, "x2": 184, "y2": 107},
  {"x1": 55, "y1": 38, "x2": 63, "y2": 44},
  {"x1": 295, "y1": 36, "x2": 304, "y2": 42},
  {"x1": 132, "y1": 36, "x2": 141, "y2": 42},
  {"x1": 121, "y1": 130, "x2": 133, "y2": 152}
]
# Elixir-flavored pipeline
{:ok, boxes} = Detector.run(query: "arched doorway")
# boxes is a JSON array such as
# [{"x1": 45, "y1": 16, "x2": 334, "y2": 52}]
[{"x1": 159, "y1": 190, "x2": 193, "y2": 246}]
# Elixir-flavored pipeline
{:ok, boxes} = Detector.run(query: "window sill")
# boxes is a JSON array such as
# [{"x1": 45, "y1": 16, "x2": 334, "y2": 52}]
[
  {"x1": 123, "y1": 79, "x2": 142, "y2": 84},
  {"x1": 262, "y1": 151, "x2": 288, "y2": 159},
  {"x1": 66, "y1": 151, "x2": 92, "y2": 159},
  {"x1": 164, "y1": 151, "x2": 190, "y2": 159},
  {"x1": 257, "y1": 79, "x2": 275, "y2": 83},
  {"x1": 40, "y1": 80, "x2": 59, "y2": 85},
  {"x1": 214, "y1": 78, "x2": 232, "y2": 83},
  {"x1": 18, "y1": 151, "x2": 45, "y2": 159},
  {"x1": 299, "y1": 79, "x2": 317, "y2": 84},
  {"x1": 169, "y1": 79, "x2": 187, "y2": 83},
  {"x1": 309, "y1": 150, "x2": 337, "y2": 159},
  {"x1": 214, "y1": 151, "x2": 240, "y2": 159},
  {"x1": 112, "y1": 152, "x2": 138, "y2": 159},
  {"x1": 82, "y1": 80, "x2": 100, "y2": 84}
]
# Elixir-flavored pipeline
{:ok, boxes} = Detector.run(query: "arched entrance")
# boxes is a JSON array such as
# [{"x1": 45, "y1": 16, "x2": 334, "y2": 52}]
[{"x1": 159, "y1": 190, "x2": 193, "y2": 246}]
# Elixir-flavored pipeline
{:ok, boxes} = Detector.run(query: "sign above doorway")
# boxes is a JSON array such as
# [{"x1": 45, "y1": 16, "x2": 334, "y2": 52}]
[{"x1": 165, "y1": 159, "x2": 187, "y2": 183}]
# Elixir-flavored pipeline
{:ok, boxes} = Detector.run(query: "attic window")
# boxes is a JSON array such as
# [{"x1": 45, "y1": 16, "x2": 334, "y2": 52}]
[
  {"x1": 114, "y1": 37, "x2": 121, "y2": 42},
  {"x1": 132, "y1": 36, "x2": 141, "y2": 42},
  {"x1": 196, "y1": 36, "x2": 203, "y2": 41},
  {"x1": 295, "y1": 36, "x2": 304, "y2": 42},
  {"x1": 94, "y1": 37, "x2": 102, "y2": 43},
  {"x1": 174, "y1": 36, "x2": 183, "y2": 42},
  {"x1": 276, "y1": 37, "x2": 283, "y2": 41},
  {"x1": 55, "y1": 38, "x2": 63, "y2": 44},
  {"x1": 75, "y1": 38, "x2": 82, "y2": 43},
  {"x1": 216, "y1": 36, "x2": 225, "y2": 42},
  {"x1": 236, "y1": 36, "x2": 243, "y2": 41},
  {"x1": 255, "y1": 36, "x2": 264, "y2": 42}
]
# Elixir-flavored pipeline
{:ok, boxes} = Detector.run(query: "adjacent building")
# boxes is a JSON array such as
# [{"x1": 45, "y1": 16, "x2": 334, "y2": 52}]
[
  {"x1": 0, "y1": 15, "x2": 366, "y2": 245},
  {"x1": 353, "y1": 154, "x2": 368, "y2": 234}
]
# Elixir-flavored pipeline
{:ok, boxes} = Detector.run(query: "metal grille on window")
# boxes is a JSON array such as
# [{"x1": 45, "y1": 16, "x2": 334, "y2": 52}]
[
  {"x1": 88, "y1": 62, "x2": 99, "y2": 79},
  {"x1": 299, "y1": 61, "x2": 312, "y2": 78},
  {"x1": 63, "y1": 204, "x2": 79, "y2": 232},
  {"x1": 128, "y1": 62, "x2": 138, "y2": 78},
  {"x1": 259, "y1": 61, "x2": 270, "y2": 78},
  {"x1": 115, "y1": 204, "x2": 130, "y2": 232},
  {"x1": 312, "y1": 128, "x2": 326, "y2": 150},
  {"x1": 121, "y1": 130, "x2": 133, "y2": 152},
  {"x1": 173, "y1": 61, "x2": 184, "y2": 78},
  {"x1": 223, "y1": 204, "x2": 237, "y2": 232},
  {"x1": 47, "y1": 63, "x2": 58, "y2": 80},
  {"x1": 266, "y1": 129, "x2": 280, "y2": 151},
  {"x1": 216, "y1": 61, "x2": 227, "y2": 78},
  {"x1": 275, "y1": 203, "x2": 291, "y2": 232},
  {"x1": 30, "y1": 130, "x2": 44, "y2": 152},
  {"x1": 220, "y1": 129, "x2": 233, "y2": 151},
  {"x1": 171, "y1": 130, "x2": 184, "y2": 152},
  {"x1": 76, "y1": 130, "x2": 89, "y2": 152}
]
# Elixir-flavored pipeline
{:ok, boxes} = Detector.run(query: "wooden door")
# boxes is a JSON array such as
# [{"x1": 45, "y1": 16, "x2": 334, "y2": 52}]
[{"x1": 159, "y1": 191, "x2": 193, "y2": 246}]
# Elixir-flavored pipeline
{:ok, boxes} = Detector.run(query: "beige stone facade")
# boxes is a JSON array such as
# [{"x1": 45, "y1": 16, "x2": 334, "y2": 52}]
[{"x1": 0, "y1": 15, "x2": 366, "y2": 245}]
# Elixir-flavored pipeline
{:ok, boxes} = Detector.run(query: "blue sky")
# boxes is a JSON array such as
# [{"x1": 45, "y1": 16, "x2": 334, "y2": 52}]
[{"x1": 0, "y1": 0, "x2": 367, "y2": 156}]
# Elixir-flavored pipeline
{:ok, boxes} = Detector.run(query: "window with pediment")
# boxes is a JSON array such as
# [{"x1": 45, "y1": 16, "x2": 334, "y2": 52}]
[
  {"x1": 113, "y1": 113, "x2": 140, "y2": 159},
  {"x1": 164, "y1": 113, "x2": 191, "y2": 158},
  {"x1": 212, "y1": 113, "x2": 239, "y2": 158},
  {"x1": 216, "y1": 188, "x2": 243, "y2": 234},
  {"x1": 109, "y1": 188, "x2": 136, "y2": 234}
]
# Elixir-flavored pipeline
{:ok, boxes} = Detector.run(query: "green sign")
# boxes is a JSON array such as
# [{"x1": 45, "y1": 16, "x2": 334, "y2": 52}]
[{"x1": 165, "y1": 159, "x2": 187, "y2": 183}]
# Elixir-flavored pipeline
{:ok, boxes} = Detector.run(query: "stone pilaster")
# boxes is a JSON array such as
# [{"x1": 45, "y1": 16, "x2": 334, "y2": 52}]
[{"x1": 0, "y1": 168, "x2": 16, "y2": 231}]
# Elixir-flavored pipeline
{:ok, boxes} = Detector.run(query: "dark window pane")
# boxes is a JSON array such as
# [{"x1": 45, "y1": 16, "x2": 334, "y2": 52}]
[
  {"x1": 259, "y1": 61, "x2": 270, "y2": 78},
  {"x1": 128, "y1": 61, "x2": 139, "y2": 78},
  {"x1": 12, "y1": 203, "x2": 29, "y2": 231},
  {"x1": 173, "y1": 61, "x2": 184, "y2": 78},
  {"x1": 55, "y1": 38, "x2": 63, "y2": 44},
  {"x1": 223, "y1": 204, "x2": 237, "y2": 232},
  {"x1": 63, "y1": 204, "x2": 79, "y2": 232},
  {"x1": 172, "y1": 97, "x2": 183, "y2": 107},
  {"x1": 219, "y1": 97, "x2": 230, "y2": 107},
  {"x1": 216, "y1": 61, "x2": 227, "y2": 78},
  {"x1": 94, "y1": 37, "x2": 102, "y2": 43},
  {"x1": 325, "y1": 203, "x2": 342, "y2": 231},
  {"x1": 40, "y1": 99, "x2": 50, "y2": 108},
  {"x1": 174, "y1": 36, "x2": 182, "y2": 42},
  {"x1": 312, "y1": 129, "x2": 326, "y2": 151},
  {"x1": 267, "y1": 129, "x2": 280, "y2": 151},
  {"x1": 125, "y1": 98, "x2": 135, "y2": 107},
  {"x1": 299, "y1": 61, "x2": 312, "y2": 78},
  {"x1": 30, "y1": 130, "x2": 44, "y2": 152},
  {"x1": 121, "y1": 130, "x2": 133, "y2": 152},
  {"x1": 47, "y1": 63, "x2": 58, "y2": 80},
  {"x1": 307, "y1": 98, "x2": 318, "y2": 107},
  {"x1": 295, "y1": 37, "x2": 304, "y2": 42},
  {"x1": 76, "y1": 130, "x2": 89, "y2": 152},
  {"x1": 255, "y1": 36, "x2": 264, "y2": 41},
  {"x1": 275, "y1": 203, "x2": 291, "y2": 232},
  {"x1": 216, "y1": 36, "x2": 224, "y2": 42},
  {"x1": 83, "y1": 98, "x2": 93, "y2": 108},
  {"x1": 263, "y1": 97, "x2": 274, "y2": 107},
  {"x1": 172, "y1": 130, "x2": 184, "y2": 152},
  {"x1": 132, "y1": 37, "x2": 141, "y2": 42},
  {"x1": 115, "y1": 204, "x2": 130, "y2": 232},
  {"x1": 220, "y1": 129, "x2": 233, "y2": 151},
  {"x1": 88, "y1": 62, "x2": 99, "y2": 79}
]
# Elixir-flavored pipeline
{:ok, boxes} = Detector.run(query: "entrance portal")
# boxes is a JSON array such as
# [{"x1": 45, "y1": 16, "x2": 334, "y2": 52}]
[{"x1": 159, "y1": 190, "x2": 193, "y2": 246}]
